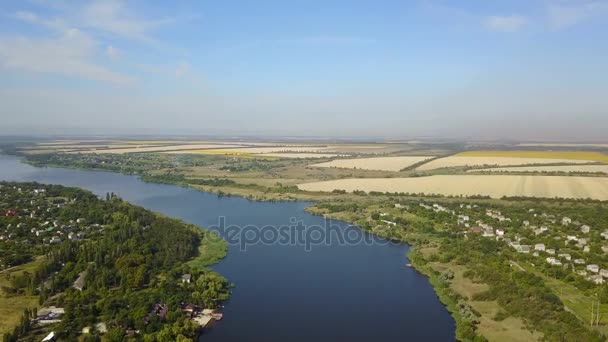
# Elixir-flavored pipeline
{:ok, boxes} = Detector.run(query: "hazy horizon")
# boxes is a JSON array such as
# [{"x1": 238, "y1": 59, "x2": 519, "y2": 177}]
[{"x1": 1, "y1": 0, "x2": 607, "y2": 141}]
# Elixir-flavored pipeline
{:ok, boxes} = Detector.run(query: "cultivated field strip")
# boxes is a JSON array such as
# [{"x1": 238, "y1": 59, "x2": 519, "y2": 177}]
[
  {"x1": 469, "y1": 165, "x2": 608, "y2": 174},
  {"x1": 297, "y1": 175, "x2": 608, "y2": 200},
  {"x1": 310, "y1": 156, "x2": 434, "y2": 171},
  {"x1": 416, "y1": 156, "x2": 597, "y2": 171}
]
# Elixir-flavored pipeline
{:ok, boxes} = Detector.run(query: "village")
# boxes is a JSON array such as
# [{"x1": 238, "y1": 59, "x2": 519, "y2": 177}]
[
  {"x1": 0, "y1": 184, "x2": 106, "y2": 270},
  {"x1": 0, "y1": 183, "x2": 227, "y2": 340},
  {"x1": 396, "y1": 200, "x2": 608, "y2": 287}
]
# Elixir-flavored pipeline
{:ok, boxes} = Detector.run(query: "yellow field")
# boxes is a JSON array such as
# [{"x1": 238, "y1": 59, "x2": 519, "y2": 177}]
[
  {"x1": 470, "y1": 165, "x2": 608, "y2": 174},
  {"x1": 456, "y1": 151, "x2": 608, "y2": 162},
  {"x1": 310, "y1": 156, "x2": 434, "y2": 171},
  {"x1": 415, "y1": 151, "x2": 608, "y2": 171},
  {"x1": 259, "y1": 153, "x2": 341, "y2": 159},
  {"x1": 297, "y1": 175, "x2": 608, "y2": 200}
]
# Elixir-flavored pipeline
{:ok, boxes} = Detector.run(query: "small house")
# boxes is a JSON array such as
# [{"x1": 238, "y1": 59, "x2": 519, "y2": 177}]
[{"x1": 587, "y1": 264, "x2": 600, "y2": 273}]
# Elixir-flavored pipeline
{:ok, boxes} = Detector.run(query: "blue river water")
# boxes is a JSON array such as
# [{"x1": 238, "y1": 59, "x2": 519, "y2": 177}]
[{"x1": 0, "y1": 154, "x2": 455, "y2": 341}]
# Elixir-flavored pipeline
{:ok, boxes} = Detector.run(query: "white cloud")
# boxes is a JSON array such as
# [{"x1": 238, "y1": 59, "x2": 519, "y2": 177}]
[
  {"x1": 0, "y1": 29, "x2": 134, "y2": 85},
  {"x1": 14, "y1": 10, "x2": 68, "y2": 31},
  {"x1": 548, "y1": 1, "x2": 608, "y2": 29},
  {"x1": 484, "y1": 15, "x2": 527, "y2": 32},
  {"x1": 80, "y1": 0, "x2": 178, "y2": 44}
]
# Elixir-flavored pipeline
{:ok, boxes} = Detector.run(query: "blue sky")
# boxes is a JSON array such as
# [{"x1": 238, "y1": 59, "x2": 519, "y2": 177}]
[{"x1": 0, "y1": 0, "x2": 607, "y2": 140}]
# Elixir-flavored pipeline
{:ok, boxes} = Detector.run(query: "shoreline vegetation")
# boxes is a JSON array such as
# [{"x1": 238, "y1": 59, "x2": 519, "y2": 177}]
[
  {"x1": 3, "y1": 146, "x2": 608, "y2": 341},
  {"x1": 0, "y1": 181, "x2": 230, "y2": 341}
]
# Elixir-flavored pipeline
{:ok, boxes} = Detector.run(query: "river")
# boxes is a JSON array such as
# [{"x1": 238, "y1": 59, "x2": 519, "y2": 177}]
[{"x1": 0, "y1": 154, "x2": 455, "y2": 341}]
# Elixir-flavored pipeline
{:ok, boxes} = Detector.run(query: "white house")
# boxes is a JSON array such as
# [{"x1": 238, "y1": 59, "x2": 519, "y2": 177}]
[
  {"x1": 562, "y1": 217, "x2": 572, "y2": 225},
  {"x1": 495, "y1": 229, "x2": 505, "y2": 237},
  {"x1": 574, "y1": 258, "x2": 586, "y2": 264},
  {"x1": 534, "y1": 243, "x2": 546, "y2": 252},
  {"x1": 581, "y1": 225, "x2": 591, "y2": 234},
  {"x1": 601, "y1": 230, "x2": 608, "y2": 240},
  {"x1": 546, "y1": 249, "x2": 556, "y2": 255},
  {"x1": 587, "y1": 264, "x2": 600, "y2": 273},
  {"x1": 600, "y1": 269, "x2": 608, "y2": 278},
  {"x1": 558, "y1": 253, "x2": 571, "y2": 261},
  {"x1": 602, "y1": 246, "x2": 608, "y2": 254},
  {"x1": 546, "y1": 257, "x2": 562, "y2": 266}
]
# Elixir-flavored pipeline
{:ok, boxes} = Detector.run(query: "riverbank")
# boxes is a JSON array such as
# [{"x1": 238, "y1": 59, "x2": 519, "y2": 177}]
[
  {"x1": 8, "y1": 153, "x2": 494, "y2": 340},
  {"x1": 304, "y1": 206, "x2": 486, "y2": 341}
]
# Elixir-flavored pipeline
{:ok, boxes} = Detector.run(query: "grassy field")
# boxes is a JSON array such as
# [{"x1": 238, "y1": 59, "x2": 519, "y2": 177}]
[
  {"x1": 431, "y1": 263, "x2": 543, "y2": 341},
  {"x1": 0, "y1": 257, "x2": 46, "y2": 336},
  {"x1": 297, "y1": 175, "x2": 608, "y2": 200},
  {"x1": 186, "y1": 231, "x2": 228, "y2": 271}
]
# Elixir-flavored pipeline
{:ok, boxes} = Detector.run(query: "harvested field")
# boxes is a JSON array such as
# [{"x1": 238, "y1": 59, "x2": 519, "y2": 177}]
[
  {"x1": 71, "y1": 144, "x2": 242, "y2": 154},
  {"x1": 258, "y1": 153, "x2": 342, "y2": 159},
  {"x1": 417, "y1": 156, "x2": 602, "y2": 171},
  {"x1": 470, "y1": 165, "x2": 608, "y2": 174},
  {"x1": 457, "y1": 150, "x2": 608, "y2": 162},
  {"x1": 168, "y1": 146, "x2": 332, "y2": 155},
  {"x1": 416, "y1": 150, "x2": 608, "y2": 171},
  {"x1": 310, "y1": 156, "x2": 434, "y2": 171},
  {"x1": 297, "y1": 175, "x2": 608, "y2": 200},
  {"x1": 518, "y1": 143, "x2": 608, "y2": 148}
]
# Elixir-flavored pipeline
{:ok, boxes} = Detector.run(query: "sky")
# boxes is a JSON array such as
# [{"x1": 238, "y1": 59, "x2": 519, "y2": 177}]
[{"x1": 0, "y1": 0, "x2": 607, "y2": 141}]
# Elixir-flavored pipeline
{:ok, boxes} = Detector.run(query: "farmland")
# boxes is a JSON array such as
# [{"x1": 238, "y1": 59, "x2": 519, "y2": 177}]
[
  {"x1": 164, "y1": 146, "x2": 333, "y2": 154},
  {"x1": 456, "y1": 150, "x2": 608, "y2": 162},
  {"x1": 297, "y1": 175, "x2": 608, "y2": 200},
  {"x1": 310, "y1": 156, "x2": 434, "y2": 171},
  {"x1": 415, "y1": 150, "x2": 608, "y2": 171},
  {"x1": 69, "y1": 144, "x2": 243, "y2": 154},
  {"x1": 257, "y1": 153, "x2": 342, "y2": 159},
  {"x1": 470, "y1": 165, "x2": 608, "y2": 174}
]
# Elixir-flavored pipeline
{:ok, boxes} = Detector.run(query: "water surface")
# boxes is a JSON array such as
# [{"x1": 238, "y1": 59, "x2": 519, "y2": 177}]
[{"x1": 0, "y1": 155, "x2": 455, "y2": 341}]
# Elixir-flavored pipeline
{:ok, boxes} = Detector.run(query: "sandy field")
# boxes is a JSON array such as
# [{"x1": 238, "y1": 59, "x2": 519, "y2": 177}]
[
  {"x1": 311, "y1": 156, "x2": 434, "y2": 171},
  {"x1": 70, "y1": 144, "x2": 243, "y2": 154},
  {"x1": 470, "y1": 165, "x2": 608, "y2": 174},
  {"x1": 417, "y1": 157, "x2": 597, "y2": 171},
  {"x1": 258, "y1": 153, "x2": 343, "y2": 159},
  {"x1": 297, "y1": 175, "x2": 608, "y2": 200}
]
